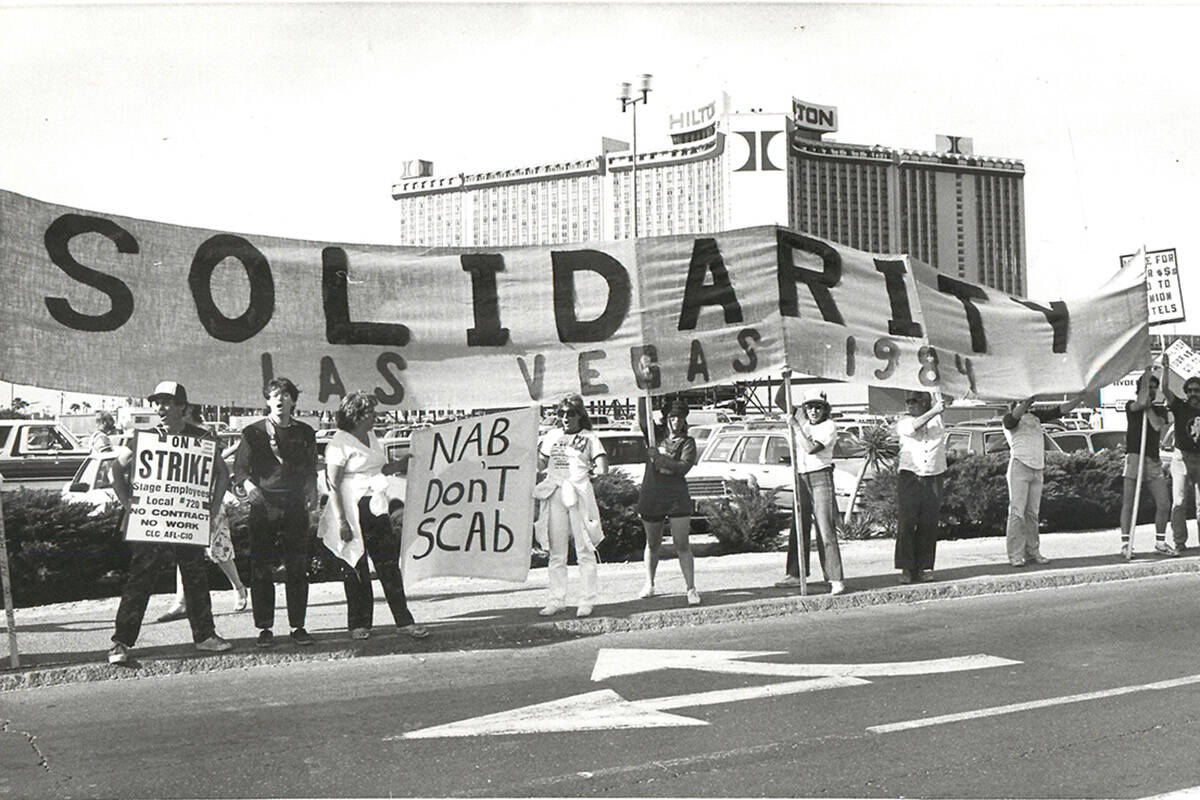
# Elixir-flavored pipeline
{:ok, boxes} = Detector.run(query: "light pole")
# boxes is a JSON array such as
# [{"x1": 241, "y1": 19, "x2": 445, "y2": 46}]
[{"x1": 618, "y1": 74, "x2": 652, "y2": 239}]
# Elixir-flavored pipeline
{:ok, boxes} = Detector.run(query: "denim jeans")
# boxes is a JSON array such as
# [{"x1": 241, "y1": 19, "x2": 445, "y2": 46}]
[
  {"x1": 1170, "y1": 451, "x2": 1200, "y2": 547},
  {"x1": 784, "y1": 467, "x2": 843, "y2": 581},
  {"x1": 895, "y1": 470, "x2": 942, "y2": 571},
  {"x1": 1005, "y1": 459, "x2": 1044, "y2": 563},
  {"x1": 113, "y1": 542, "x2": 214, "y2": 647},
  {"x1": 247, "y1": 494, "x2": 311, "y2": 631}
]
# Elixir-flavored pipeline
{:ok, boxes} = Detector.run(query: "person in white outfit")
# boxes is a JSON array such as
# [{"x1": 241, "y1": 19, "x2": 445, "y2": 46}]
[{"x1": 535, "y1": 394, "x2": 608, "y2": 618}]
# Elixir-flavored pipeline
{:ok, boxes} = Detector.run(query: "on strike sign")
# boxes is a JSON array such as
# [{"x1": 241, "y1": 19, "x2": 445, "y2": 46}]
[{"x1": 125, "y1": 430, "x2": 217, "y2": 546}]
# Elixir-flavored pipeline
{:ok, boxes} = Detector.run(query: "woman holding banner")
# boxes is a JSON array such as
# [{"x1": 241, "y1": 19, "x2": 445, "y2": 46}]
[
  {"x1": 323, "y1": 391, "x2": 428, "y2": 640},
  {"x1": 894, "y1": 391, "x2": 947, "y2": 584},
  {"x1": 636, "y1": 399, "x2": 701, "y2": 606},
  {"x1": 534, "y1": 394, "x2": 607, "y2": 618}
]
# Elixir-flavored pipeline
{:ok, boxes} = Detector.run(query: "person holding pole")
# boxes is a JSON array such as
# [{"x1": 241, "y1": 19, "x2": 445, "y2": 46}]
[
  {"x1": 894, "y1": 391, "x2": 947, "y2": 584},
  {"x1": 1002, "y1": 393, "x2": 1085, "y2": 567},
  {"x1": 777, "y1": 388, "x2": 846, "y2": 595},
  {"x1": 1160, "y1": 353, "x2": 1200, "y2": 551},
  {"x1": 107, "y1": 381, "x2": 233, "y2": 665},
  {"x1": 636, "y1": 398, "x2": 701, "y2": 606},
  {"x1": 1119, "y1": 368, "x2": 1173, "y2": 558}
]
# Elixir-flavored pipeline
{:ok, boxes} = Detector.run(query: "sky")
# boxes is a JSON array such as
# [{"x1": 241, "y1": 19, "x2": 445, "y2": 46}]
[{"x1": 2, "y1": 1, "x2": 1197, "y2": 409}]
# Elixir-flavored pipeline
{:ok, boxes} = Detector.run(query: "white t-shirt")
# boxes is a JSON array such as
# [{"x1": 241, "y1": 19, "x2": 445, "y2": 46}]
[
  {"x1": 896, "y1": 415, "x2": 947, "y2": 476},
  {"x1": 792, "y1": 419, "x2": 837, "y2": 473},
  {"x1": 324, "y1": 429, "x2": 386, "y2": 502},
  {"x1": 539, "y1": 428, "x2": 604, "y2": 484}
]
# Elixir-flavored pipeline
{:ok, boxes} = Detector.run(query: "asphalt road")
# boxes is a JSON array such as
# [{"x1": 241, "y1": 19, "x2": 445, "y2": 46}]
[{"x1": 4, "y1": 575, "x2": 1200, "y2": 799}]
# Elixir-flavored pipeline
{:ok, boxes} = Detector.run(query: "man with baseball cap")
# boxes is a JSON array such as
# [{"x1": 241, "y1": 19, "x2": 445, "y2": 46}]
[{"x1": 106, "y1": 380, "x2": 233, "y2": 664}]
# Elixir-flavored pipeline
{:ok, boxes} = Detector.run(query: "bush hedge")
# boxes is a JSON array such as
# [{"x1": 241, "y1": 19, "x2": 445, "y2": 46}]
[{"x1": 856, "y1": 450, "x2": 1188, "y2": 539}]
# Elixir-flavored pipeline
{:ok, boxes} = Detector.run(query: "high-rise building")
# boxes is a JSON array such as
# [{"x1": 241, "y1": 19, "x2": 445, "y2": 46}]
[{"x1": 392, "y1": 94, "x2": 1027, "y2": 295}]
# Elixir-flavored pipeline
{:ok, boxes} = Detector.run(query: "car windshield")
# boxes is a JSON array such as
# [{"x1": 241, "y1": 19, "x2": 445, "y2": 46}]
[
  {"x1": 1091, "y1": 431, "x2": 1126, "y2": 451},
  {"x1": 600, "y1": 436, "x2": 647, "y2": 465}
]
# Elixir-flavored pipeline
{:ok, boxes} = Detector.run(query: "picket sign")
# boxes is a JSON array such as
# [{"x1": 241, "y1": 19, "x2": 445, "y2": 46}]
[{"x1": 0, "y1": 475, "x2": 18, "y2": 668}]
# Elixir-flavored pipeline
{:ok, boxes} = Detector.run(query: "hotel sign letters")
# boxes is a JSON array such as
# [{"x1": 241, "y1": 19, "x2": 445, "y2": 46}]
[{"x1": 791, "y1": 97, "x2": 838, "y2": 133}]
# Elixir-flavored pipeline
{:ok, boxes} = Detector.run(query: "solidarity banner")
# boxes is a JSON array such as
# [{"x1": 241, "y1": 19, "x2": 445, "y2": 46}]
[
  {"x1": 124, "y1": 429, "x2": 216, "y2": 546},
  {"x1": 0, "y1": 188, "x2": 1148, "y2": 406},
  {"x1": 401, "y1": 408, "x2": 538, "y2": 583}
]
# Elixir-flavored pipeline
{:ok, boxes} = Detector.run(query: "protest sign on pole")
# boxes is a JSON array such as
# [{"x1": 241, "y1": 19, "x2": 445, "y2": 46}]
[
  {"x1": 124, "y1": 430, "x2": 216, "y2": 546},
  {"x1": 1121, "y1": 247, "x2": 1186, "y2": 326},
  {"x1": 1165, "y1": 339, "x2": 1200, "y2": 379},
  {"x1": 402, "y1": 408, "x2": 538, "y2": 583},
  {"x1": 0, "y1": 476, "x2": 19, "y2": 667}
]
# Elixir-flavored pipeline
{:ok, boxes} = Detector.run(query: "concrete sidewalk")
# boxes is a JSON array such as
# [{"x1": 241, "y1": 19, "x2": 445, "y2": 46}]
[{"x1": 3, "y1": 525, "x2": 1200, "y2": 691}]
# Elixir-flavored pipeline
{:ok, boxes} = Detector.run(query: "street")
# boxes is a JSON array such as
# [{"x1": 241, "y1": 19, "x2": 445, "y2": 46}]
[{"x1": 4, "y1": 575, "x2": 1200, "y2": 798}]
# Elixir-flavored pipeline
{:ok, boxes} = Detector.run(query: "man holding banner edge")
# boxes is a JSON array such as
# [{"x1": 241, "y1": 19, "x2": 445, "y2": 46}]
[{"x1": 107, "y1": 381, "x2": 233, "y2": 665}]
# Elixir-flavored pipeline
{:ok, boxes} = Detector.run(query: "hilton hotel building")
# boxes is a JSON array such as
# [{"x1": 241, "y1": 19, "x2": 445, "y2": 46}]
[{"x1": 392, "y1": 95, "x2": 1027, "y2": 296}]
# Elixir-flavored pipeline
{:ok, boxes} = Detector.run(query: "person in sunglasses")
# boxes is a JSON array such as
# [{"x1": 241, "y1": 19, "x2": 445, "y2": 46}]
[{"x1": 534, "y1": 394, "x2": 608, "y2": 618}]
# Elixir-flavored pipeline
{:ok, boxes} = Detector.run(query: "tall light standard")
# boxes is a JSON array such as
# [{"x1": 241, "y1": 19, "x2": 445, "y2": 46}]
[{"x1": 618, "y1": 73, "x2": 652, "y2": 239}]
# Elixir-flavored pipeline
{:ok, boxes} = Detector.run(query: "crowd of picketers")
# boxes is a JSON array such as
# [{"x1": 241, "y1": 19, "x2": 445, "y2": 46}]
[{"x1": 103, "y1": 350, "x2": 1200, "y2": 665}]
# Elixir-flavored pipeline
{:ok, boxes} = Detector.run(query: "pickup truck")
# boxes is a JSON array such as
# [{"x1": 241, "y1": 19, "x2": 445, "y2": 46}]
[{"x1": 0, "y1": 419, "x2": 91, "y2": 491}]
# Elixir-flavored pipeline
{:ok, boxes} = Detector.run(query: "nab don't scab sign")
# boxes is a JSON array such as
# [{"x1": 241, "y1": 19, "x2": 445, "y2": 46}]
[{"x1": 124, "y1": 430, "x2": 217, "y2": 546}]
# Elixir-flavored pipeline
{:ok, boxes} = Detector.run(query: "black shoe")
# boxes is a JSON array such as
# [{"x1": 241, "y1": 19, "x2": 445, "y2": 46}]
[
  {"x1": 290, "y1": 628, "x2": 315, "y2": 647},
  {"x1": 256, "y1": 629, "x2": 274, "y2": 648}
]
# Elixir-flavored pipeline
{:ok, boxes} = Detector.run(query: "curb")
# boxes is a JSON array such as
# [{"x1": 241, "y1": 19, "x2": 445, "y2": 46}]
[{"x1": 4, "y1": 557, "x2": 1199, "y2": 692}]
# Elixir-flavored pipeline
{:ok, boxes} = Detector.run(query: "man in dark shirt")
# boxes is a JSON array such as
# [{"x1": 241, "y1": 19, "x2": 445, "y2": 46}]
[
  {"x1": 1161, "y1": 353, "x2": 1200, "y2": 551},
  {"x1": 107, "y1": 381, "x2": 233, "y2": 664},
  {"x1": 232, "y1": 377, "x2": 318, "y2": 648}
]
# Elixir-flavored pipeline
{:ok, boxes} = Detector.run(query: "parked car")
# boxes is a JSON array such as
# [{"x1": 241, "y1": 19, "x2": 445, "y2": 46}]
[
  {"x1": 1050, "y1": 429, "x2": 1126, "y2": 454},
  {"x1": 594, "y1": 429, "x2": 649, "y2": 484},
  {"x1": 943, "y1": 424, "x2": 1064, "y2": 459},
  {"x1": 0, "y1": 419, "x2": 90, "y2": 490},
  {"x1": 686, "y1": 424, "x2": 872, "y2": 522}
]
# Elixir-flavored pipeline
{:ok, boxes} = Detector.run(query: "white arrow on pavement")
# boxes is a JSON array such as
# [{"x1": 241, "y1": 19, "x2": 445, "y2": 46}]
[
  {"x1": 399, "y1": 675, "x2": 868, "y2": 739},
  {"x1": 591, "y1": 648, "x2": 1021, "y2": 681}
]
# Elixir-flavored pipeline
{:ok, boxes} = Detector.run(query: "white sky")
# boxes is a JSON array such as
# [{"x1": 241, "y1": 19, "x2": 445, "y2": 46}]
[{"x1": 2, "y1": 1, "x2": 1197, "y2": 408}]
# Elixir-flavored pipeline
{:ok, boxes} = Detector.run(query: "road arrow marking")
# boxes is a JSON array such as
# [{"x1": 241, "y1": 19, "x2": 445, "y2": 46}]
[
  {"x1": 400, "y1": 651, "x2": 1021, "y2": 739},
  {"x1": 591, "y1": 649, "x2": 1020, "y2": 681},
  {"x1": 399, "y1": 676, "x2": 868, "y2": 738}
]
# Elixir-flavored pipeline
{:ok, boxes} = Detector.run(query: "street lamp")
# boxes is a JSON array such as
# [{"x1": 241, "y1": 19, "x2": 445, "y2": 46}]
[{"x1": 618, "y1": 73, "x2": 652, "y2": 238}]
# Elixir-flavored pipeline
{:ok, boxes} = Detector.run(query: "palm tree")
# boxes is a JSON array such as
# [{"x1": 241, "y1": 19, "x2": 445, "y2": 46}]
[{"x1": 843, "y1": 423, "x2": 899, "y2": 525}]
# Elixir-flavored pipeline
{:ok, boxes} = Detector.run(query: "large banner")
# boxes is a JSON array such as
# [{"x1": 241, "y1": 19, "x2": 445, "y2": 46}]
[
  {"x1": 401, "y1": 408, "x2": 538, "y2": 583},
  {"x1": 124, "y1": 429, "x2": 216, "y2": 546},
  {"x1": 0, "y1": 188, "x2": 1149, "y2": 406}
]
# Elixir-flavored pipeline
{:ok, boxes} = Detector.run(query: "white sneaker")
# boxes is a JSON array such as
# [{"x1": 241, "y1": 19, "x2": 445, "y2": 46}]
[
  {"x1": 107, "y1": 642, "x2": 130, "y2": 665},
  {"x1": 1121, "y1": 543, "x2": 1132, "y2": 560},
  {"x1": 637, "y1": 582, "x2": 655, "y2": 599},
  {"x1": 538, "y1": 604, "x2": 564, "y2": 617},
  {"x1": 576, "y1": 605, "x2": 593, "y2": 618},
  {"x1": 686, "y1": 589, "x2": 701, "y2": 606},
  {"x1": 829, "y1": 580, "x2": 847, "y2": 596},
  {"x1": 1155, "y1": 541, "x2": 1179, "y2": 557}
]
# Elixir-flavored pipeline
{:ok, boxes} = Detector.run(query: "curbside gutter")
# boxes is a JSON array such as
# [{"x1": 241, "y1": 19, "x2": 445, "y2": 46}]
[{"x1": 4, "y1": 556, "x2": 1199, "y2": 693}]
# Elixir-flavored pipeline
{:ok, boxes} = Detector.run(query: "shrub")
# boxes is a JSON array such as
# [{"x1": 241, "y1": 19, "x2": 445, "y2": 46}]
[
  {"x1": 1, "y1": 488, "x2": 128, "y2": 606},
  {"x1": 856, "y1": 449, "x2": 1175, "y2": 539},
  {"x1": 700, "y1": 481, "x2": 787, "y2": 552}
]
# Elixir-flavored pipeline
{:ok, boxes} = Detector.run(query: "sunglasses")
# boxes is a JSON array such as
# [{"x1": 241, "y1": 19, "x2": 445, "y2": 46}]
[{"x1": 558, "y1": 409, "x2": 581, "y2": 417}]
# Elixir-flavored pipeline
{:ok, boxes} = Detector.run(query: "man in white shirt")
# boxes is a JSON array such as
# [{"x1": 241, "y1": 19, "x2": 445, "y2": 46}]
[
  {"x1": 1002, "y1": 394, "x2": 1084, "y2": 566},
  {"x1": 894, "y1": 391, "x2": 947, "y2": 584}
]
